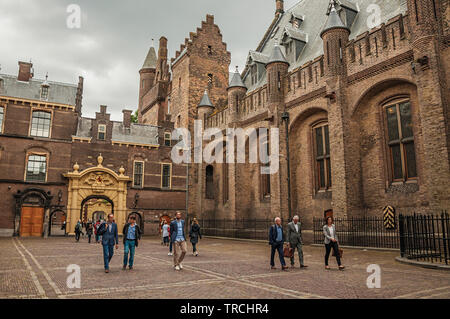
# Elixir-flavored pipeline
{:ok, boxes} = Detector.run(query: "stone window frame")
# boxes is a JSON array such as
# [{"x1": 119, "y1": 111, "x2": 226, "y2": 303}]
[
  {"x1": 380, "y1": 96, "x2": 418, "y2": 185},
  {"x1": 132, "y1": 160, "x2": 145, "y2": 189},
  {"x1": 205, "y1": 164, "x2": 214, "y2": 199},
  {"x1": 311, "y1": 120, "x2": 331, "y2": 192},
  {"x1": 0, "y1": 103, "x2": 6, "y2": 134},
  {"x1": 29, "y1": 108, "x2": 53, "y2": 139},
  {"x1": 24, "y1": 151, "x2": 49, "y2": 183},
  {"x1": 164, "y1": 132, "x2": 172, "y2": 147},
  {"x1": 161, "y1": 163, "x2": 172, "y2": 189},
  {"x1": 259, "y1": 129, "x2": 271, "y2": 201}
]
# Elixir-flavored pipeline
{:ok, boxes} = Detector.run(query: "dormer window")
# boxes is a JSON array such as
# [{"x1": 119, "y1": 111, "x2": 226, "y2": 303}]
[
  {"x1": 40, "y1": 86, "x2": 49, "y2": 100},
  {"x1": 98, "y1": 124, "x2": 106, "y2": 140},
  {"x1": 290, "y1": 13, "x2": 304, "y2": 29}
]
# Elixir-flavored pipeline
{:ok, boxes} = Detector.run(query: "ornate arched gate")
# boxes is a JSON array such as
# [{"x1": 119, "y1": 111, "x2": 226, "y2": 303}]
[{"x1": 64, "y1": 155, "x2": 130, "y2": 235}]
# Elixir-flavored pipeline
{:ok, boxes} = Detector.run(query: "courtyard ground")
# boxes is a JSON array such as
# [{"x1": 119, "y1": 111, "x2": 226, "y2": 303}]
[{"x1": 0, "y1": 236, "x2": 449, "y2": 299}]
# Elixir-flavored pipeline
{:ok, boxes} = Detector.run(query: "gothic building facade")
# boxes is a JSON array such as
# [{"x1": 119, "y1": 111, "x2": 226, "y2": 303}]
[{"x1": 139, "y1": 0, "x2": 450, "y2": 231}]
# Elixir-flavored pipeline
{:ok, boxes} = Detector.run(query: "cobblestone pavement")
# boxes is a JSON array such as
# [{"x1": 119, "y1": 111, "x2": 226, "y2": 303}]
[{"x1": 0, "y1": 236, "x2": 449, "y2": 299}]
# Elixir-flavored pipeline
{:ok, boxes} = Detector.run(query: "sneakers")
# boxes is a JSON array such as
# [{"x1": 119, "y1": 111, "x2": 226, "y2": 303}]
[
  {"x1": 194, "y1": 252, "x2": 199, "y2": 257},
  {"x1": 168, "y1": 252, "x2": 173, "y2": 256},
  {"x1": 179, "y1": 263, "x2": 183, "y2": 270},
  {"x1": 122, "y1": 266, "x2": 126, "y2": 270},
  {"x1": 174, "y1": 265, "x2": 180, "y2": 271}
]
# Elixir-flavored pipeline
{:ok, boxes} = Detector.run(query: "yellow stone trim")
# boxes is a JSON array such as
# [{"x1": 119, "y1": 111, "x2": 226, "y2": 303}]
[
  {"x1": 0, "y1": 95, "x2": 76, "y2": 111},
  {"x1": 111, "y1": 141, "x2": 160, "y2": 148}
]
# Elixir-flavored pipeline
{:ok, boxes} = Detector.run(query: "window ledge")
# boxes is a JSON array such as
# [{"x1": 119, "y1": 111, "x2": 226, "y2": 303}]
[{"x1": 386, "y1": 181, "x2": 419, "y2": 194}]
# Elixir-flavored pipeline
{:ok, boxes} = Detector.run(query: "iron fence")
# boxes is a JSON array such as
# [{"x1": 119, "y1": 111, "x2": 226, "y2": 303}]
[
  {"x1": 399, "y1": 212, "x2": 449, "y2": 265},
  {"x1": 313, "y1": 216, "x2": 400, "y2": 249},
  {"x1": 197, "y1": 219, "x2": 274, "y2": 240}
]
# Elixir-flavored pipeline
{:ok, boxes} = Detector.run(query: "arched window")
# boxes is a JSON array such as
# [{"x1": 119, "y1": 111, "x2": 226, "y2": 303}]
[
  {"x1": 384, "y1": 99, "x2": 417, "y2": 182},
  {"x1": 206, "y1": 165, "x2": 214, "y2": 199},
  {"x1": 313, "y1": 122, "x2": 331, "y2": 190},
  {"x1": 30, "y1": 110, "x2": 51, "y2": 138}
]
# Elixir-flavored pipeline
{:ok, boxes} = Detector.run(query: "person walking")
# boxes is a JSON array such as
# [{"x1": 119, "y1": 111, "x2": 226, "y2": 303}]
[
  {"x1": 162, "y1": 220, "x2": 170, "y2": 247},
  {"x1": 269, "y1": 217, "x2": 288, "y2": 271},
  {"x1": 122, "y1": 215, "x2": 142, "y2": 270},
  {"x1": 86, "y1": 220, "x2": 93, "y2": 244},
  {"x1": 287, "y1": 215, "x2": 308, "y2": 268},
  {"x1": 168, "y1": 218, "x2": 174, "y2": 256},
  {"x1": 189, "y1": 218, "x2": 202, "y2": 256},
  {"x1": 97, "y1": 213, "x2": 119, "y2": 273},
  {"x1": 170, "y1": 211, "x2": 187, "y2": 271},
  {"x1": 323, "y1": 216, "x2": 345, "y2": 270},
  {"x1": 75, "y1": 220, "x2": 83, "y2": 242},
  {"x1": 94, "y1": 220, "x2": 101, "y2": 243}
]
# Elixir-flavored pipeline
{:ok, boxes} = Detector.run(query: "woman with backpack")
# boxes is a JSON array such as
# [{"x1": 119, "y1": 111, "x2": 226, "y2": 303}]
[{"x1": 189, "y1": 218, "x2": 202, "y2": 256}]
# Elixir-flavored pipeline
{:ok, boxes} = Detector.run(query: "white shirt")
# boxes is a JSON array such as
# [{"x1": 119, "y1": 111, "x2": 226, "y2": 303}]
[
  {"x1": 328, "y1": 225, "x2": 334, "y2": 239},
  {"x1": 294, "y1": 223, "x2": 299, "y2": 233}
]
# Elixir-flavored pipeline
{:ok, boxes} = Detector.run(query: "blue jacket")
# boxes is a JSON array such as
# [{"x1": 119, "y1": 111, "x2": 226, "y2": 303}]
[
  {"x1": 269, "y1": 224, "x2": 285, "y2": 246},
  {"x1": 170, "y1": 219, "x2": 185, "y2": 243},
  {"x1": 98, "y1": 222, "x2": 119, "y2": 246}
]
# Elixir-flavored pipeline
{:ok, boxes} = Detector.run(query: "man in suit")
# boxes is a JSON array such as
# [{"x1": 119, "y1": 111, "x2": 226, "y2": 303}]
[
  {"x1": 269, "y1": 217, "x2": 288, "y2": 271},
  {"x1": 97, "y1": 213, "x2": 119, "y2": 273},
  {"x1": 170, "y1": 211, "x2": 187, "y2": 271},
  {"x1": 287, "y1": 215, "x2": 308, "y2": 268}
]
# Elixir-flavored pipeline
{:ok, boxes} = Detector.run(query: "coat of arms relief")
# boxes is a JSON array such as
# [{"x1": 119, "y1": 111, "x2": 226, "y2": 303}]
[{"x1": 84, "y1": 173, "x2": 115, "y2": 193}]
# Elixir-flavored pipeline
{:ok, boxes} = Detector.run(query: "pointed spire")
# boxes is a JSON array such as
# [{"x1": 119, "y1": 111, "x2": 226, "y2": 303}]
[
  {"x1": 42, "y1": 72, "x2": 50, "y2": 87},
  {"x1": 198, "y1": 90, "x2": 214, "y2": 108},
  {"x1": 321, "y1": 1, "x2": 349, "y2": 37},
  {"x1": 141, "y1": 39, "x2": 157, "y2": 69},
  {"x1": 267, "y1": 40, "x2": 289, "y2": 66},
  {"x1": 228, "y1": 66, "x2": 247, "y2": 90}
]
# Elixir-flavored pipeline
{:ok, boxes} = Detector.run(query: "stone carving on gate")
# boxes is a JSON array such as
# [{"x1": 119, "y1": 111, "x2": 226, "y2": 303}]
[{"x1": 84, "y1": 172, "x2": 115, "y2": 193}]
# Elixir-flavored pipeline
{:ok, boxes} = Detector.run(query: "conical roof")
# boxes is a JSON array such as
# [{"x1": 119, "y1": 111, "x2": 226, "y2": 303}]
[
  {"x1": 228, "y1": 67, "x2": 246, "y2": 89},
  {"x1": 198, "y1": 90, "x2": 214, "y2": 108},
  {"x1": 141, "y1": 45, "x2": 157, "y2": 69},
  {"x1": 267, "y1": 43, "x2": 289, "y2": 66},
  {"x1": 320, "y1": 3, "x2": 349, "y2": 37}
]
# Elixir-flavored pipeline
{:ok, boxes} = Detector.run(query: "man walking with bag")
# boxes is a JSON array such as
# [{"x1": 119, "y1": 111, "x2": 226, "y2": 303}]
[
  {"x1": 269, "y1": 217, "x2": 288, "y2": 271},
  {"x1": 287, "y1": 215, "x2": 308, "y2": 269}
]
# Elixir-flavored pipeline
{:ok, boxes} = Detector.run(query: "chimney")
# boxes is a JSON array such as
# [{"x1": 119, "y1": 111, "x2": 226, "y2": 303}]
[
  {"x1": 122, "y1": 110, "x2": 132, "y2": 129},
  {"x1": 276, "y1": 0, "x2": 284, "y2": 16},
  {"x1": 18, "y1": 61, "x2": 33, "y2": 82},
  {"x1": 100, "y1": 105, "x2": 107, "y2": 114}
]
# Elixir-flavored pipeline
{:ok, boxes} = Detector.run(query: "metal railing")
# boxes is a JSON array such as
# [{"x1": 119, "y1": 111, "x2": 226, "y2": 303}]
[
  {"x1": 399, "y1": 212, "x2": 449, "y2": 265},
  {"x1": 197, "y1": 219, "x2": 274, "y2": 240},
  {"x1": 313, "y1": 216, "x2": 400, "y2": 249}
]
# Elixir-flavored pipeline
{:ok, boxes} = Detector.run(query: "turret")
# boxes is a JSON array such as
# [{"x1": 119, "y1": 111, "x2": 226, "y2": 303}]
[
  {"x1": 227, "y1": 66, "x2": 247, "y2": 119},
  {"x1": 139, "y1": 40, "x2": 157, "y2": 114},
  {"x1": 320, "y1": 3, "x2": 350, "y2": 78},
  {"x1": 265, "y1": 43, "x2": 289, "y2": 107},
  {"x1": 197, "y1": 90, "x2": 215, "y2": 123}
]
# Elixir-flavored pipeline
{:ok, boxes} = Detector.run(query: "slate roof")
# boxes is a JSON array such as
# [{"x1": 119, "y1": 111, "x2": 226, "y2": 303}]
[
  {"x1": 142, "y1": 46, "x2": 157, "y2": 69},
  {"x1": 0, "y1": 73, "x2": 78, "y2": 105},
  {"x1": 228, "y1": 69, "x2": 247, "y2": 89},
  {"x1": 321, "y1": 3, "x2": 349, "y2": 37},
  {"x1": 243, "y1": 0, "x2": 408, "y2": 92},
  {"x1": 73, "y1": 117, "x2": 160, "y2": 146},
  {"x1": 268, "y1": 44, "x2": 289, "y2": 65},
  {"x1": 198, "y1": 90, "x2": 214, "y2": 108}
]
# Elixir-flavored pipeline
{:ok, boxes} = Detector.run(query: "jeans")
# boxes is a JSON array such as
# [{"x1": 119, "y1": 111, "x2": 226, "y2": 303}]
[
  {"x1": 95, "y1": 234, "x2": 100, "y2": 242},
  {"x1": 325, "y1": 242, "x2": 341, "y2": 266},
  {"x1": 173, "y1": 240, "x2": 187, "y2": 266},
  {"x1": 123, "y1": 240, "x2": 136, "y2": 267},
  {"x1": 169, "y1": 240, "x2": 173, "y2": 253},
  {"x1": 75, "y1": 232, "x2": 80, "y2": 242},
  {"x1": 290, "y1": 242, "x2": 304, "y2": 266},
  {"x1": 192, "y1": 242, "x2": 197, "y2": 253},
  {"x1": 270, "y1": 242, "x2": 286, "y2": 267},
  {"x1": 88, "y1": 235, "x2": 92, "y2": 243},
  {"x1": 102, "y1": 244, "x2": 114, "y2": 270}
]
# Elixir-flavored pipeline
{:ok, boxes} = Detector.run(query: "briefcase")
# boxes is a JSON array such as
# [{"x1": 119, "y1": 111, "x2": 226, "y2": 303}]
[
  {"x1": 332, "y1": 248, "x2": 343, "y2": 258},
  {"x1": 283, "y1": 245, "x2": 293, "y2": 258}
]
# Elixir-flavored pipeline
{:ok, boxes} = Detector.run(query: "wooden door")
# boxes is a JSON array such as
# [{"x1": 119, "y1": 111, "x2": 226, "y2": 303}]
[{"x1": 20, "y1": 207, "x2": 44, "y2": 237}]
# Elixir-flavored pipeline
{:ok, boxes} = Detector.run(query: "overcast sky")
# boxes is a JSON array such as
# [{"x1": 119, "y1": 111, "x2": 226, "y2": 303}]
[{"x1": 0, "y1": 0, "x2": 298, "y2": 121}]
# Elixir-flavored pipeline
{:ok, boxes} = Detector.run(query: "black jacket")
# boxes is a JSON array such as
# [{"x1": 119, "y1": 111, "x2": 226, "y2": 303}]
[
  {"x1": 122, "y1": 223, "x2": 142, "y2": 247},
  {"x1": 189, "y1": 224, "x2": 202, "y2": 244},
  {"x1": 269, "y1": 224, "x2": 285, "y2": 246}
]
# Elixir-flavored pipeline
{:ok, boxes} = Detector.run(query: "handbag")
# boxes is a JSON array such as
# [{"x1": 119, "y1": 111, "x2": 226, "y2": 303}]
[
  {"x1": 332, "y1": 247, "x2": 343, "y2": 258},
  {"x1": 283, "y1": 244, "x2": 293, "y2": 258}
]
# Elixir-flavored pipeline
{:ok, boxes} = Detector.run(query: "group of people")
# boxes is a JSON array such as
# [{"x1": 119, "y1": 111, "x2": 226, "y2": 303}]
[
  {"x1": 76, "y1": 210, "x2": 343, "y2": 273},
  {"x1": 74, "y1": 219, "x2": 105, "y2": 244},
  {"x1": 269, "y1": 215, "x2": 345, "y2": 270}
]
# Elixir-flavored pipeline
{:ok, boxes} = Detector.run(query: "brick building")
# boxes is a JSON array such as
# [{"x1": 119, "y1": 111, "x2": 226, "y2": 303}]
[
  {"x1": 139, "y1": 0, "x2": 449, "y2": 231},
  {"x1": 0, "y1": 58, "x2": 186, "y2": 237}
]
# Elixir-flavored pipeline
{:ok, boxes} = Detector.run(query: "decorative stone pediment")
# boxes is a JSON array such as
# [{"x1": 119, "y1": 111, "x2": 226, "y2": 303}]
[{"x1": 84, "y1": 172, "x2": 115, "y2": 193}]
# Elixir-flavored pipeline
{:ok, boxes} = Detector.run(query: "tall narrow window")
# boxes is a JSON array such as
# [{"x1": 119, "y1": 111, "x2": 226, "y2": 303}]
[
  {"x1": 164, "y1": 132, "x2": 171, "y2": 147},
  {"x1": 385, "y1": 100, "x2": 417, "y2": 181},
  {"x1": 223, "y1": 163, "x2": 229, "y2": 203},
  {"x1": 208, "y1": 73, "x2": 213, "y2": 89},
  {"x1": 98, "y1": 124, "x2": 106, "y2": 140},
  {"x1": 205, "y1": 165, "x2": 214, "y2": 199},
  {"x1": 313, "y1": 123, "x2": 331, "y2": 190},
  {"x1": 26, "y1": 154, "x2": 47, "y2": 182},
  {"x1": 30, "y1": 111, "x2": 51, "y2": 138},
  {"x1": 260, "y1": 130, "x2": 271, "y2": 198},
  {"x1": 0, "y1": 106, "x2": 4, "y2": 133},
  {"x1": 40, "y1": 85, "x2": 49, "y2": 100},
  {"x1": 161, "y1": 164, "x2": 172, "y2": 188},
  {"x1": 133, "y1": 161, "x2": 144, "y2": 188}
]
